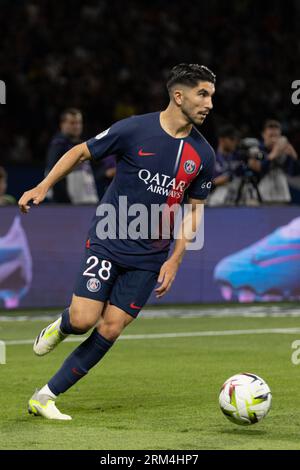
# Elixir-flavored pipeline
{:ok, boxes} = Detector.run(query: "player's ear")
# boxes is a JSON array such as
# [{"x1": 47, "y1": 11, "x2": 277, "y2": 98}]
[{"x1": 173, "y1": 88, "x2": 184, "y2": 106}]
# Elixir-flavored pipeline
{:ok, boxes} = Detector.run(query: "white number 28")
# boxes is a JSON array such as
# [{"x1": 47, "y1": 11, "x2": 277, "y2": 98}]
[{"x1": 83, "y1": 256, "x2": 112, "y2": 281}]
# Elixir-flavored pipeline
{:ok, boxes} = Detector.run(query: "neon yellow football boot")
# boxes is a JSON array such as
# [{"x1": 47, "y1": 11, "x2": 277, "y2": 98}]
[
  {"x1": 33, "y1": 317, "x2": 67, "y2": 356},
  {"x1": 28, "y1": 390, "x2": 72, "y2": 420}
]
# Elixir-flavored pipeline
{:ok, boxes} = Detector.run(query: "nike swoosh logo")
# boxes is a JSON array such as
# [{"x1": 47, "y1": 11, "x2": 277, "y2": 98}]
[
  {"x1": 130, "y1": 302, "x2": 142, "y2": 310},
  {"x1": 252, "y1": 253, "x2": 300, "y2": 267},
  {"x1": 138, "y1": 149, "x2": 156, "y2": 156},
  {"x1": 249, "y1": 242, "x2": 300, "y2": 267},
  {"x1": 72, "y1": 368, "x2": 84, "y2": 376}
]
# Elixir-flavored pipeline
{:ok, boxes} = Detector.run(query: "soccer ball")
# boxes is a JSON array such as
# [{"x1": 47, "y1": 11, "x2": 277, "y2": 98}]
[{"x1": 219, "y1": 373, "x2": 272, "y2": 425}]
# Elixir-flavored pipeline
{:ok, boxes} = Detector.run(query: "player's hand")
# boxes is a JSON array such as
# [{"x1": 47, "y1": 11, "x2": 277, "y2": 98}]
[
  {"x1": 18, "y1": 184, "x2": 48, "y2": 214},
  {"x1": 155, "y1": 258, "x2": 180, "y2": 298}
]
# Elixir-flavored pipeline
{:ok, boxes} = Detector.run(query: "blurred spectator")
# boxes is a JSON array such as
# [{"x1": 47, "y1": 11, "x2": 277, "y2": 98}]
[
  {"x1": 1, "y1": 0, "x2": 300, "y2": 206},
  {"x1": 45, "y1": 108, "x2": 98, "y2": 204},
  {"x1": 1, "y1": 0, "x2": 299, "y2": 167},
  {"x1": 208, "y1": 125, "x2": 241, "y2": 206},
  {"x1": 248, "y1": 120, "x2": 299, "y2": 203},
  {"x1": 0, "y1": 167, "x2": 16, "y2": 206}
]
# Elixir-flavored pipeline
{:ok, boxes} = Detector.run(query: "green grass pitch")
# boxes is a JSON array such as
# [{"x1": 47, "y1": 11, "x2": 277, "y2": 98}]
[{"x1": 1, "y1": 312, "x2": 300, "y2": 450}]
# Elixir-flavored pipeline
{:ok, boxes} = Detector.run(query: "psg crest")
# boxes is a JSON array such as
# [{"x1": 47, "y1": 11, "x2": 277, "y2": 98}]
[
  {"x1": 184, "y1": 160, "x2": 196, "y2": 174},
  {"x1": 86, "y1": 278, "x2": 101, "y2": 293}
]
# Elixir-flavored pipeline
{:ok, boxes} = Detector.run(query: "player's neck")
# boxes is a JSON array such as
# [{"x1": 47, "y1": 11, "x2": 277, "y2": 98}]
[{"x1": 160, "y1": 105, "x2": 193, "y2": 139}]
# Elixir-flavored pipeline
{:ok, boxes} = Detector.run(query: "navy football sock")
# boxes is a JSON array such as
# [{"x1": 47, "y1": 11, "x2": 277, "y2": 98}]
[
  {"x1": 60, "y1": 308, "x2": 85, "y2": 335},
  {"x1": 48, "y1": 329, "x2": 114, "y2": 396}
]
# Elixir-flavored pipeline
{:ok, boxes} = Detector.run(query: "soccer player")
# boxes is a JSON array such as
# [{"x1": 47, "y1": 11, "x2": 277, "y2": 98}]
[{"x1": 19, "y1": 63, "x2": 216, "y2": 420}]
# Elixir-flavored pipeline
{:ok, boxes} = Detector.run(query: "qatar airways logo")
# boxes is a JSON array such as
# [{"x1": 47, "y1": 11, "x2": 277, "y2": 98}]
[{"x1": 138, "y1": 169, "x2": 187, "y2": 199}]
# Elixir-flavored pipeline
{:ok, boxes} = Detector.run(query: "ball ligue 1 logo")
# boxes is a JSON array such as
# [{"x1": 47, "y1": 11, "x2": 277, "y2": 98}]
[{"x1": 184, "y1": 160, "x2": 196, "y2": 175}]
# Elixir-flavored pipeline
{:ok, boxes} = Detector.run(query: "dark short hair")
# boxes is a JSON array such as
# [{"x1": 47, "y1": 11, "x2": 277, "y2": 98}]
[
  {"x1": 263, "y1": 120, "x2": 282, "y2": 132},
  {"x1": 218, "y1": 125, "x2": 240, "y2": 140},
  {"x1": 0, "y1": 166, "x2": 7, "y2": 180},
  {"x1": 167, "y1": 63, "x2": 216, "y2": 93},
  {"x1": 60, "y1": 108, "x2": 82, "y2": 123}
]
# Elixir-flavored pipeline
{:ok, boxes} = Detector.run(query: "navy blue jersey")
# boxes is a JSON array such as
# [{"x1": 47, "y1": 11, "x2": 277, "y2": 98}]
[{"x1": 86, "y1": 112, "x2": 215, "y2": 272}]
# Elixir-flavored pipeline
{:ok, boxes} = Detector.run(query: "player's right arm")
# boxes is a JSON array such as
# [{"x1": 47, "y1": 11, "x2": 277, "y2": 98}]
[
  {"x1": 19, "y1": 116, "x2": 136, "y2": 213},
  {"x1": 18, "y1": 142, "x2": 91, "y2": 213}
]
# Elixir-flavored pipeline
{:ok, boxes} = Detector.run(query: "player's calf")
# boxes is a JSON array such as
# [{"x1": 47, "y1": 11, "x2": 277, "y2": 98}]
[
  {"x1": 31, "y1": 304, "x2": 134, "y2": 416},
  {"x1": 97, "y1": 304, "x2": 135, "y2": 341},
  {"x1": 33, "y1": 308, "x2": 85, "y2": 356},
  {"x1": 34, "y1": 297, "x2": 105, "y2": 357}
]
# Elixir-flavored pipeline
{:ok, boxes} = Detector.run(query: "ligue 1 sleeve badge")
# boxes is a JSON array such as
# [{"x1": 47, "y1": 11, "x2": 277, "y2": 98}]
[
  {"x1": 86, "y1": 278, "x2": 101, "y2": 293},
  {"x1": 184, "y1": 160, "x2": 196, "y2": 174}
]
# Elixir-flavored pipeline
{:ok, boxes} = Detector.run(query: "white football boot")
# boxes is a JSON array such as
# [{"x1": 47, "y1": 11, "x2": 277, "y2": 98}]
[
  {"x1": 28, "y1": 390, "x2": 72, "y2": 420},
  {"x1": 33, "y1": 317, "x2": 67, "y2": 356}
]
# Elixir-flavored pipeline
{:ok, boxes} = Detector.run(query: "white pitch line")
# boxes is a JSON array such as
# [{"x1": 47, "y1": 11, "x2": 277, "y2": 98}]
[
  {"x1": 1, "y1": 306, "x2": 300, "y2": 322},
  {"x1": 0, "y1": 340, "x2": 6, "y2": 364},
  {"x1": 4, "y1": 327, "x2": 300, "y2": 346}
]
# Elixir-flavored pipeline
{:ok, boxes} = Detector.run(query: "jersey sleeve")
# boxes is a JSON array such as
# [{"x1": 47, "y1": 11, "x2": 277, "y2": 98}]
[
  {"x1": 86, "y1": 116, "x2": 137, "y2": 161},
  {"x1": 187, "y1": 148, "x2": 216, "y2": 200}
]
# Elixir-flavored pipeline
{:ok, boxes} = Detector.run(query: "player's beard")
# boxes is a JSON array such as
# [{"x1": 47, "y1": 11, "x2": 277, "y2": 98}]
[{"x1": 181, "y1": 105, "x2": 204, "y2": 127}]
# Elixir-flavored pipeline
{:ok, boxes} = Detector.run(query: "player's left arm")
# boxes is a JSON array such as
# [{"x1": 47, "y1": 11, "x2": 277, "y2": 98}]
[{"x1": 155, "y1": 197, "x2": 205, "y2": 299}]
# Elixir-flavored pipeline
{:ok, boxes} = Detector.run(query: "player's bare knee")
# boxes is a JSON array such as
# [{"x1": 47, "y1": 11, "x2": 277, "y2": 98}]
[
  {"x1": 70, "y1": 316, "x2": 91, "y2": 333},
  {"x1": 69, "y1": 307, "x2": 95, "y2": 333},
  {"x1": 97, "y1": 320, "x2": 124, "y2": 341}
]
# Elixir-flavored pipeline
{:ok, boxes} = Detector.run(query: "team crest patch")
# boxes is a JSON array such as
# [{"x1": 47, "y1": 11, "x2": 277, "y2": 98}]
[
  {"x1": 184, "y1": 160, "x2": 196, "y2": 174},
  {"x1": 86, "y1": 278, "x2": 101, "y2": 293}
]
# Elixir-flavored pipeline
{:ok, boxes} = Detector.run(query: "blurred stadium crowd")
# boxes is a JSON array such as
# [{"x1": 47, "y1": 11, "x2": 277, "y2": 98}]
[{"x1": 0, "y1": 0, "x2": 300, "y2": 205}]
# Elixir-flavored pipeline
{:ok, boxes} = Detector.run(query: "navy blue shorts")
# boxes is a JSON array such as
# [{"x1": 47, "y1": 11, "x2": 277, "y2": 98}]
[{"x1": 73, "y1": 248, "x2": 159, "y2": 318}]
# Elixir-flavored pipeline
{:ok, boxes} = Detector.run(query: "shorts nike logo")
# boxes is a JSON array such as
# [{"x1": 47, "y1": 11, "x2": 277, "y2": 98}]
[
  {"x1": 130, "y1": 302, "x2": 142, "y2": 310},
  {"x1": 72, "y1": 367, "x2": 84, "y2": 376},
  {"x1": 138, "y1": 149, "x2": 156, "y2": 156}
]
